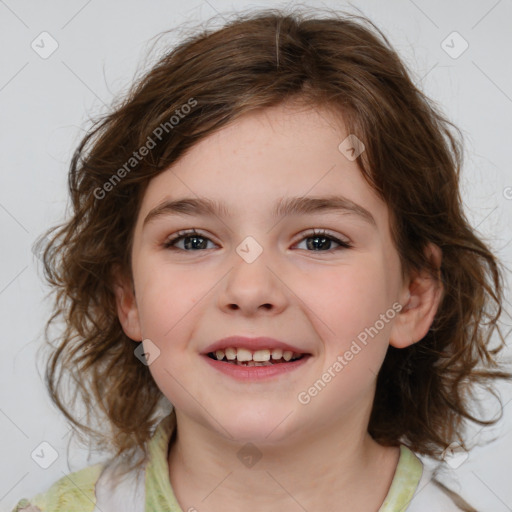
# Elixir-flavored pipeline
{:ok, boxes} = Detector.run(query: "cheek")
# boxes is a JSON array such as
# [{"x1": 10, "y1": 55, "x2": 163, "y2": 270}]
[
  {"x1": 308, "y1": 255, "x2": 395, "y2": 337},
  {"x1": 135, "y1": 264, "x2": 200, "y2": 339},
  {"x1": 302, "y1": 261, "x2": 395, "y2": 411},
  {"x1": 300, "y1": 253, "x2": 397, "y2": 392},
  {"x1": 135, "y1": 269, "x2": 202, "y2": 407}
]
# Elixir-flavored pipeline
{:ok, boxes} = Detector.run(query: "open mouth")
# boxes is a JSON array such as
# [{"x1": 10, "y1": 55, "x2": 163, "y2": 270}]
[{"x1": 207, "y1": 348, "x2": 307, "y2": 367}]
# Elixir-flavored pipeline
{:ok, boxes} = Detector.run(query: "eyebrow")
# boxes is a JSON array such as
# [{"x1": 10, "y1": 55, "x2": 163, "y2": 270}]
[{"x1": 142, "y1": 195, "x2": 377, "y2": 228}]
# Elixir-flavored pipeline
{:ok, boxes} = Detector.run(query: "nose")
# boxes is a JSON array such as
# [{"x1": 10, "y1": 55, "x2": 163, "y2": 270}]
[{"x1": 217, "y1": 247, "x2": 289, "y2": 316}]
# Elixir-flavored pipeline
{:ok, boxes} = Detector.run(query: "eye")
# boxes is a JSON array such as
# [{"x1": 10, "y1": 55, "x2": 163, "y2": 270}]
[
  {"x1": 294, "y1": 229, "x2": 352, "y2": 252},
  {"x1": 162, "y1": 228, "x2": 352, "y2": 252},
  {"x1": 162, "y1": 230, "x2": 217, "y2": 251}
]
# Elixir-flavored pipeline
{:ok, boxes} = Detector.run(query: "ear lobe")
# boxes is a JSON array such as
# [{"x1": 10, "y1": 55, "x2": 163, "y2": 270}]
[
  {"x1": 112, "y1": 265, "x2": 142, "y2": 342},
  {"x1": 389, "y1": 243, "x2": 444, "y2": 349}
]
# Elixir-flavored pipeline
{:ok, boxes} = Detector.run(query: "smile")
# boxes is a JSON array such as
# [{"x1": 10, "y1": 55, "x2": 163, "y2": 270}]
[{"x1": 207, "y1": 347, "x2": 305, "y2": 366}]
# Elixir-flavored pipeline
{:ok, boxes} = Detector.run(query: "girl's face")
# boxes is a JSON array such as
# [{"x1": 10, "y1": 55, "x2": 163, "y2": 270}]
[{"x1": 116, "y1": 102, "x2": 420, "y2": 444}]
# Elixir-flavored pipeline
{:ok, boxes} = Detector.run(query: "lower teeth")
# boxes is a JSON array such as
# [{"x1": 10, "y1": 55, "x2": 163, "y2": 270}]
[
  {"x1": 234, "y1": 360, "x2": 276, "y2": 366},
  {"x1": 209, "y1": 355, "x2": 302, "y2": 365}
]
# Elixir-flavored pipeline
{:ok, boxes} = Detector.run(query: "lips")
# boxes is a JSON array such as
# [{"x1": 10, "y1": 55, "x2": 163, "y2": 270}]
[
  {"x1": 201, "y1": 336, "x2": 308, "y2": 355},
  {"x1": 202, "y1": 336, "x2": 312, "y2": 379}
]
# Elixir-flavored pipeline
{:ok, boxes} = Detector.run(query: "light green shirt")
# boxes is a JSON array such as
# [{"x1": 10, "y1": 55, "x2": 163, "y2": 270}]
[{"x1": 11, "y1": 413, "x2": 464, "y2": 511}]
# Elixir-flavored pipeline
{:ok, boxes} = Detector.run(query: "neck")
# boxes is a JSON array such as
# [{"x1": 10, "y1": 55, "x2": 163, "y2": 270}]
[{"x1": 167, "y1": 406, "x2": 400, "y2": 512}]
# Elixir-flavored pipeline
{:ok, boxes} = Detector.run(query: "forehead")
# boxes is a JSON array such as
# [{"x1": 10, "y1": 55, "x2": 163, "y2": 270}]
[{"x1": 136, "y1": 103, "x2": 389, "y2": 231}]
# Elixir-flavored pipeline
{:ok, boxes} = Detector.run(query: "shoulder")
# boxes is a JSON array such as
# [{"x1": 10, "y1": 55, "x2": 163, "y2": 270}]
[
  {"x1": 11, "y1": 463, "x2": 104, "y2": 512},
  {"x1": 406, "y1": 464, "x2": 477, "y2": 512}
]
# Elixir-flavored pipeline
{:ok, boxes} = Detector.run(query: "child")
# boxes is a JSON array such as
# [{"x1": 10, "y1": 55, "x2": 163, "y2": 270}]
[{"x1": 12, "y1": 6, "x2": 510, "y2": 512}]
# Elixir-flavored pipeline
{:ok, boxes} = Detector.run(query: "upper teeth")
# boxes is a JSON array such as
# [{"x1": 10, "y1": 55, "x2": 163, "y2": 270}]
[{"x1": 214, "y1": 348, "x2": 300, "y2": 362}]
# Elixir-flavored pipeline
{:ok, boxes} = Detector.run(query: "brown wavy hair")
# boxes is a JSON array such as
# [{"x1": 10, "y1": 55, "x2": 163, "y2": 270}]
[{"x1": 35, "y1": 6, "x2": 511, "y2": 473}]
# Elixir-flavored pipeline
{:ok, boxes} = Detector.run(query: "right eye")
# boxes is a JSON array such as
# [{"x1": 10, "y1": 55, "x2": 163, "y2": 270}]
[{"x1": 162, "y1": 230, "x2": 217, "y2": 251}]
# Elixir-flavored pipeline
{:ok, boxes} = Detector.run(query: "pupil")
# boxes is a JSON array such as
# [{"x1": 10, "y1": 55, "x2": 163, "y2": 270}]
[
  {"x1": 185, "y1": 236, "x2": 207, "y2": 250},
  {"x1": 307, "y1": 236, "x2": 330, "y2": 251}
]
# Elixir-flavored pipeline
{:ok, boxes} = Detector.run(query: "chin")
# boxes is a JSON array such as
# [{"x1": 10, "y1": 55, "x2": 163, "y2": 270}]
[{"x1": 215, "y1": 405, "x2": 296, "y2": 445}]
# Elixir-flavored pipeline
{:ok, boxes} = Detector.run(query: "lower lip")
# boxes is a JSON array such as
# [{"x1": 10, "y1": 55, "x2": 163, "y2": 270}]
[{"x1": 202, "y1": 354, "x2": 311, "y2": 381}]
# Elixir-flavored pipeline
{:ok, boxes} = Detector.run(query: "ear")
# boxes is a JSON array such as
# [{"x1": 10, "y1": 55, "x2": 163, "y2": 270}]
[
  {"x1": 112, "y1": 264, "x2": 142, "y2": 342},
  {"x1": 389, "y1": 243, "x2": 444, "y2": 349}
]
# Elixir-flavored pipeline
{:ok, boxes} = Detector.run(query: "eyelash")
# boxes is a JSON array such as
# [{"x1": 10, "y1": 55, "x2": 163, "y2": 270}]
[{"x1": 162, "y1": 229, "x2": 352, "y2": 252}]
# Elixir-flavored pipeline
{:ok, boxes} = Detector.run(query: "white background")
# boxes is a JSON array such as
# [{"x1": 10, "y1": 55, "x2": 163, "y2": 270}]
[{"x1": 1, "y1": 0, "x2": 511, "y2": 510}]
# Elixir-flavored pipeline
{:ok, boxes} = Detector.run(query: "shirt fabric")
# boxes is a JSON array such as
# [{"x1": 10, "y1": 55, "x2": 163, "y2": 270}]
[{"x1": 11, "y1": 412, "x2": 467, "y2": 512}]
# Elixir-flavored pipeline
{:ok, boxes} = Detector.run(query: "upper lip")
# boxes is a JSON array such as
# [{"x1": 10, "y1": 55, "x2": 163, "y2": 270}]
[{"x1": 202, "y1": 336, "x2": 309, "y2": 355}]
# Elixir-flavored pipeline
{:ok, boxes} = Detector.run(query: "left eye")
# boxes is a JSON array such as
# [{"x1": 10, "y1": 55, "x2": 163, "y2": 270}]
[
  {"x1": 295, "y1": 229, "x2": 352, "y2": 251},
  {"x1": 162, "y1": 229, "x2": 352, "y2": 252}
]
